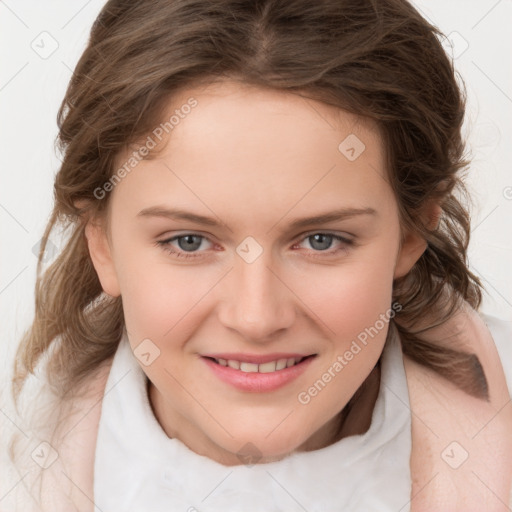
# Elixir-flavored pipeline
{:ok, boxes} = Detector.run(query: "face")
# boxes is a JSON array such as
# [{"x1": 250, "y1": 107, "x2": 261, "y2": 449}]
[{"x1": 87, "y1": 79, "x2": 426, "y2": 465}]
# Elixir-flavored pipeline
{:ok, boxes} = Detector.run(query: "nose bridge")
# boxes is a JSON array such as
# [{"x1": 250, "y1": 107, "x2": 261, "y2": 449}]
[{"x1": 220, "y1": 251, "x2": 294, "y2": 340}]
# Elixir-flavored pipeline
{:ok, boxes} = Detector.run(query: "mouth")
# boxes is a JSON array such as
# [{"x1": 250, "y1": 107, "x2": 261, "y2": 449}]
[
  {"x1": 204, "y1": 355, "x2": 314, "y2": 373},
  {"x1": 201, "y1": 353, "x2": 317, "y2": 392}
]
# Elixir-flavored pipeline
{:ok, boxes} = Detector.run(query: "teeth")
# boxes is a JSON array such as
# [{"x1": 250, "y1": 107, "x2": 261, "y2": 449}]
[
  {"x1": 276, "y1": 358, "x2": 288, "y2": 370},
  {"x1": 214, "y1": 357, "x2": 304, "y2": 373},
  {"x1": 227, "y1": 359, "x2": 240, "y2": 370},
  {"x1": 239, "y1": 362, "x2": 259, "y2": 373},
  {"x1": 258, "y1": 361, "x2": 277, "y2": 373}
]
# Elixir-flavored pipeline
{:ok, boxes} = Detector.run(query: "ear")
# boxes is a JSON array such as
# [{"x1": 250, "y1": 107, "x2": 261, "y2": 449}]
[
  {"x1": 84, "y1": 216, "x2": 121, "y2": 298},
  {"x1": 393, "y1": 201, "x2": 442, "y2": 279}
]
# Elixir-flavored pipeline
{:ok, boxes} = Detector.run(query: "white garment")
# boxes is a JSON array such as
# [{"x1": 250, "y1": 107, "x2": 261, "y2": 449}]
[
  {"x1": 94, "y1": 321, "x2": 412, "y2": 512},
  {"x1": 93, "y1": 313, "x2": 512, "y2": 511},
  {"x1": 482, "y1": 314, "x2": 512, "y2": 396},
  {"x1": 481, "y1": 314, "x2": 512, "y2": 508}
]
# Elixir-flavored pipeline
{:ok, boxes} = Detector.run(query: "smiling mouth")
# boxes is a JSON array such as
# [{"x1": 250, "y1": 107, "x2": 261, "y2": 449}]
[
  {"x1": 204, "y1": 355, "x2": 315, "y2": 373},
  {"x1": 202, "y1": 353, "x2": 317, "y2": 392}
]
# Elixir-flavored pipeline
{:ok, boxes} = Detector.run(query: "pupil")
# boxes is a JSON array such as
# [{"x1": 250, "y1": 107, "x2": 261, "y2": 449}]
[
  {"x1": 311, "y1": 234, "x2": 332, "y2": 251},
  {"x1": 179, "y1": 235, "x2": 201, "y2": 251}
]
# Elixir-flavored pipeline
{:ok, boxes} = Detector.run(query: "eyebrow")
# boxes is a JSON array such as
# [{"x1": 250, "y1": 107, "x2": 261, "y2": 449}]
[{"x1": 136, "y1": 206, "x2": 378, "y2": 231}]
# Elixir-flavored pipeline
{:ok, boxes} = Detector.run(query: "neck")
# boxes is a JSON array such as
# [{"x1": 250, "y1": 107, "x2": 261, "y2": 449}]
[{"x1": 146, "y1": 360, "x2": 382, "y2": 464}]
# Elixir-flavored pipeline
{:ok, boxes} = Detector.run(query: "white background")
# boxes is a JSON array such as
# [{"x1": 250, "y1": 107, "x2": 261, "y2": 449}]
[{"x1": 1, "y1": 0, "x2": 511, "y2": 482}]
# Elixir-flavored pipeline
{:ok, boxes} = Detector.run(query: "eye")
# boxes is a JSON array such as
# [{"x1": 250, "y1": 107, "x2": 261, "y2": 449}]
[
  {"x1": 156, "y1": 231, "x2": 354, "y2": 260},
  {"x1": 293, "y1": 232, "x2": 354, "y2": 256},
  {"x1": 156, "y1": 234, "x2": 214, "y2": 259}
]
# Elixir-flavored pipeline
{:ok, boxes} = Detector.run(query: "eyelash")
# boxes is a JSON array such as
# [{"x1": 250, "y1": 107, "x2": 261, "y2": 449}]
[{"x1": 155, "y1": 232, "x2": 355, "y2": 260}]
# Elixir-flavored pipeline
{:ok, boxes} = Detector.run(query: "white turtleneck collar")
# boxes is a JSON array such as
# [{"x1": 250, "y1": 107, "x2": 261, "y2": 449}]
[{"x1": 94, "y1": 322, "x2": 412, "y2": 511}]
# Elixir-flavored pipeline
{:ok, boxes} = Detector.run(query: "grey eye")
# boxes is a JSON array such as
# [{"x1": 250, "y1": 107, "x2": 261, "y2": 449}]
[
  {"x1": 307, "y1": 234, "x2": 335, "y2": 251},
  {"x1": 176, "y1": 235, "x2": 204, "y2": 251}
]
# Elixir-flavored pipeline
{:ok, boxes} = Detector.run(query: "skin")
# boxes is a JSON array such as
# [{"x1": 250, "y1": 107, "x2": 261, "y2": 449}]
[
  {"x1": 406, "y1": 302, "x2": 512, "y2": 510},
  {"x1": 85, "y1": 79, "x2": 451, "y2": 466}
]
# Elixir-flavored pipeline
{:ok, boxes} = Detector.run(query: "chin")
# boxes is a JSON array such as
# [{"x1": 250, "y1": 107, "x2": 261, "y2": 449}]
[
  {"x1": 209, "y1": 426, "x2": 310, "y2": 466},
  {"x1": 225, "y1": 440, "x2": 301, "y2": 466}
]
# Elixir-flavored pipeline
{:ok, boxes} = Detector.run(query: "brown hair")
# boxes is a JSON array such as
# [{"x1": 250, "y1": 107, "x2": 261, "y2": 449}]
[{"x1": 13, "y1": 0, "x2": 486, "y2": 415}]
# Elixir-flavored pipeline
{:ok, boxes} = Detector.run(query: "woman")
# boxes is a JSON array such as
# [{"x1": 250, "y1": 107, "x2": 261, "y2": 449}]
[{"x1": 9, "y1": 0, "x2": 512, "y2": 510}]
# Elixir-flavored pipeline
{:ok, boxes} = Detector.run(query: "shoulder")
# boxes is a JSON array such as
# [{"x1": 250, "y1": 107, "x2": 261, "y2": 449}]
[{"x1": 405, "y1": 306, "x2": 512, "y2": 511}]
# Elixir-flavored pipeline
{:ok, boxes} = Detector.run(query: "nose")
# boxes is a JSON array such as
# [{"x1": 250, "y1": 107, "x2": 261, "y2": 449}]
[{"x1": 217, "y1": 252, "x2": 296, "y2": 342}]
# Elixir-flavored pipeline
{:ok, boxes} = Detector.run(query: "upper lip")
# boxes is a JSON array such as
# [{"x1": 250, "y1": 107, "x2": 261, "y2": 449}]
[{"x1": 201, "y1": 352, "x2": 315, "y2": 364}]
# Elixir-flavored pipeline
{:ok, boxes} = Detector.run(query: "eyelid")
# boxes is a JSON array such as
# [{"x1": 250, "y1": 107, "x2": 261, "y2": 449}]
[
  {"x1": 157, "y1": 230, "x2": 353, "y2": 246},
  {"x1": 295, "y1": 229, "x2": 354, "y2": 242},
  {"x1": 156, "y1": 230, "x2": 355, "y2": 259},
  {"x1": 157, "y1": 232, "x2": 215, "y2": 254},
  {"x1": 292, "y1": 231, "x2": 354, "y2": 255}
]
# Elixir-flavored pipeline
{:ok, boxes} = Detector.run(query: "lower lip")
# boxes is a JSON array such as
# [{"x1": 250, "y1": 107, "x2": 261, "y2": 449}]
[{"x1": 202, "y1": 356, "x2": 315, "y2": 392}]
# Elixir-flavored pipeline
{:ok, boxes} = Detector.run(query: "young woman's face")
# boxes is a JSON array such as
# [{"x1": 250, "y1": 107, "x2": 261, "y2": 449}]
[{"x1": 89, "y1": 80, "x2": 425, "y2": 465}]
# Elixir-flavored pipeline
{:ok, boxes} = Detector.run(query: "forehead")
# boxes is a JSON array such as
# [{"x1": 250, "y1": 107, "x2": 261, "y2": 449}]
[
  {"x1": 109, "y1": 80, "x2": 395, "y2": 226},
  {"x1": 165, "y1": 79, "x2": 382, "y2": 156}
]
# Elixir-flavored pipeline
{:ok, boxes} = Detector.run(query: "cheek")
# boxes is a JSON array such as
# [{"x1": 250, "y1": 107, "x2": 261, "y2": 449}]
[
  {"x1": 117, "y1": 263, "x2": 231, "y2": 359},
  {"x1": 291, "y1": 250, "x2": 397, "y2": 343},
  {"x1": 115, "y1": 250, "x2": 209, "y2": 340},
  {"x1": 292, "y1": 256, "x2": 396, "y2": 426}
]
